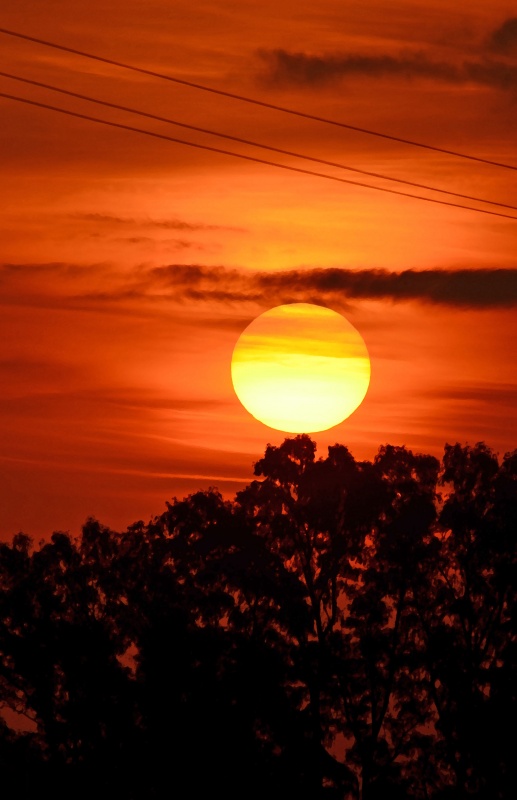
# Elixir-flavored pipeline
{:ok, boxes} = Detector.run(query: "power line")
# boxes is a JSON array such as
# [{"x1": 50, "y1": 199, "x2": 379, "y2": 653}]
[
  {"x1": 1, "y1": 26, "x2": 516, "y2": 173},
  {"x1": 2, "y1": 69, "x2": 515, "y2": 213},
  {"x1": 2, "y1": 91, "x2": 516, "y2": 221}
]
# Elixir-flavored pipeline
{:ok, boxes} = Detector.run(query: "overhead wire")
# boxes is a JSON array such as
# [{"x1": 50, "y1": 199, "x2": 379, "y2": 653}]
[
  {"x1": 1, "y1": 69, "x2": 515, "y2": 213},
  {"x1": 1, "y1": 26, "x2": 516, "y2": 172},
  {"x1": 2, "y1": 91, "x2": 516, "y2": 221}
]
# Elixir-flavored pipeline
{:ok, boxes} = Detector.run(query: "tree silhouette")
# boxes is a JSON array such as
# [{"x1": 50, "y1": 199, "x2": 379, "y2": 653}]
[
  {"x1": 413, "y1": 443, "x2": 517, "y2": 799},
  {"x1": 237, "y1": 437, "x2": 443, "y2": 798},
  {"x1": 0, "y1": 437, "x2": 515, "y2": 799}
]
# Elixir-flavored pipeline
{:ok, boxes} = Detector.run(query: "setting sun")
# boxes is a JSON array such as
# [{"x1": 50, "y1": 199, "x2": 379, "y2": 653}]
[{"x1": 231, "y1": 303, "x2": 371, "y2": 433}]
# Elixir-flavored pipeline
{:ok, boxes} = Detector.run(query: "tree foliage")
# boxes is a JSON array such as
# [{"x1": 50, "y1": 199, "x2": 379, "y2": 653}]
[{"x1": 0, "y1": 437, "x2": 515, "y2": 799}]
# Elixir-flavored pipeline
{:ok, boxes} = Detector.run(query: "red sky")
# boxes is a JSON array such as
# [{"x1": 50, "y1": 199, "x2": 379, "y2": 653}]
[{"x1": 1, "y1": 0, "x2": 517, "y2": 539}]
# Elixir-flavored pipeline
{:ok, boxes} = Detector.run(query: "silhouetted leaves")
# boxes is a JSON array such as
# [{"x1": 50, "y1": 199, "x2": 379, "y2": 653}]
[{"x1": 0, "y1": 438, "x2": 515, "y2": 798}]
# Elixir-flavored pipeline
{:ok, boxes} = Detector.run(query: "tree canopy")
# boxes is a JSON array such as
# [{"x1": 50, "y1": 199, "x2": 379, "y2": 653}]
[{"x1": 1, "y1": 436, "x2": 515, "y2": 799}]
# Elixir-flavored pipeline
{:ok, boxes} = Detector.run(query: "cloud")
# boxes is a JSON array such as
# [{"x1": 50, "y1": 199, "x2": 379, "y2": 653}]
[
  {"x1": 0, "y1": 357, "x2": 78, "y2": 383},
  {"x1": 113, "y1": 237, "x2": 206, "y2": 250},
  {"x1": 463, "y1": 59, "x2": 517, "y2": 90},
  {"x1": 257, "y1": 48, "x2": 517, "y2": 90},
  {"x1": 146, "y1": 264, "x2": 262, "y2": 303},
  {"x1": 258, "y1": 49, "x2": 458, "y2": 86},
  {"x1": 3, "y1": 262, "x2": 517, "y2": 310},
  {"x1": 0, "y1": 262, "x2": 88, "y2": 275},
  {"x1": 424, "y1": 382, "x2": 517, "y2": 406},
  {"x1": 489, "y1": 18, "x2": 517, "y2": 55},
  {"x1": 71, "y1": 213, "x2": 244, "y2": 232},
  {"x1": 149, "y1": 264, "x2": 517, "y2": 309},
  {"x1": 254, "y1": 267, "x2": 517, "y2": 308},
  {"x1": 150, "y1": 264, "x2": 243, "y2": 287},
  {"x1": 102, "y1": 393, "x2": 232, "y2": 411}
]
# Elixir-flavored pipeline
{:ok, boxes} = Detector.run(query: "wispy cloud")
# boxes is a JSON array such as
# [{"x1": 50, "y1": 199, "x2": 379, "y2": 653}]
[
  {"x1": 3, "y1": 263, "x2": 517, "y2": 310},
  {"x1": 70, "y1": 213, "x2": 245, "y2": 232},
  {"x1": 257, "y1": 48, "x2": 517, "y2": 90},
  {"x1": 113, "y1": 237, "x2": 208, "y2": 250},
  {"x1": 424, "y1": 382, "x2": 517, "y2": 405},
  {"x1": 0, "y1": 357, "x2": 79, "y2": 384},
  {"x1": 149, "y1": 265, "x2": 517, "y2": 309},
  {"x1": 489, "y1": 18, "x2": 517, "y2": 55}
]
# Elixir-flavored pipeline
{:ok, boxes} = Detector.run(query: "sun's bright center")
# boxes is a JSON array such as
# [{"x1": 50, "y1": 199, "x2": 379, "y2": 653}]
[{"x1": 231, "y1": 303, "x2": 371, "y2": 433}]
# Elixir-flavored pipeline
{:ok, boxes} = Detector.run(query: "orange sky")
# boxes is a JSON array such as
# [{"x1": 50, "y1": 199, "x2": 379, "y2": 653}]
[{"x1": 1, "y1": 1, "x2": 517, "y2": 538}]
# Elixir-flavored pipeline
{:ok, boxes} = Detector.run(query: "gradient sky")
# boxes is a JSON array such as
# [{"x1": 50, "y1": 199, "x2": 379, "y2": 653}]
[{"x1": 1, "y1": 0, "x2": 517, "y2": 538}]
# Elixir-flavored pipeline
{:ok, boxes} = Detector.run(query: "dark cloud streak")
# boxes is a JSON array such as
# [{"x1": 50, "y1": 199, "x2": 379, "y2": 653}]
[
  {"x1": 70, "y1": 213, "x2": 245, "y2": 232},
  {"x1": 2, "y1": 263, "x2": 517, "y2": 310},
  {"x1": 424, "y1": 383, "x2": 517, "y2": 406},
  {"x1": 257, "y1": 267, "x2": 517, "y2": 307},
  {"x1": 489, "y1": 18, "x2": 517, "y2": 55},
  {"x1": 152, "y1": 264, "x2": 517, "y2": 309},
  {"x1": 258, "y1": 48, "x2": 517, "y2": 90}
]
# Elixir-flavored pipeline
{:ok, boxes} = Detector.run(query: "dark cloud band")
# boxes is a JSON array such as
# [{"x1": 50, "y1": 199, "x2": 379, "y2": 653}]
[
  {"x1": 489, "y1": 18, "x2": 517, "y2": 55},
  {"x1": 152, "y1": 265, "x2": 517, "y2": 309},
  {"x1": 258, "y1": 48, "x2": 517, "y2": 91},
  {"x1": 2, "y1": 263, "x2": 517, "y2": 310}
]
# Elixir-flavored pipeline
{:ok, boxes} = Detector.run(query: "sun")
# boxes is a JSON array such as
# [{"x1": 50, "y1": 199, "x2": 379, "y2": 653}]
[{"x1": 231, "y1": 303, "x2": 371, "y2": 433}]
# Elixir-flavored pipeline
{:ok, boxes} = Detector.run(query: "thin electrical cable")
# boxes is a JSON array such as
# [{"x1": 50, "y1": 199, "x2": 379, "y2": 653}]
[
  {"x1": 2, "y1": 91, "x2": 516, "y2": 221},
  {"x1": 1, "y1": 69, "x2": 515, "y2": 212},
  {"x1": 1, "y1": 26, "x2": 516, "y2": 172}
]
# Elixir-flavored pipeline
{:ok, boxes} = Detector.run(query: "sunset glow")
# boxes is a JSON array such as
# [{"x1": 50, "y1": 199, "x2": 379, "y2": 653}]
[
  {"x1": 0, "y1": 1, "x2": 516, "y2": 537},
  {"x1": 231, "y1": 304, "x2": 371, "y2": 432}
]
